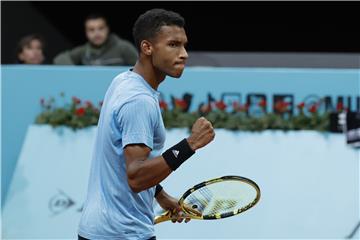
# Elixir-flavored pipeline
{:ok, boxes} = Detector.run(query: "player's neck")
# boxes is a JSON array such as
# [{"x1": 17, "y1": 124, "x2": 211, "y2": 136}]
[{"x1": 133, "y1": 60, "x2": 165, "y2": 90}]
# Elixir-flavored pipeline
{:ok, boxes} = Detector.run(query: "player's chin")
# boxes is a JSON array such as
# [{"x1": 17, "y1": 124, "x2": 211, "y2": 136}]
[{"x1": 168, "y1": 68, "x2": 185, "y2": 78}]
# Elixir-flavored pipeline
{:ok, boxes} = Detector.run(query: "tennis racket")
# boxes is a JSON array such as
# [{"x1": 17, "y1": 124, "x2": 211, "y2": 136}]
[{"x1": 154, "y1": 175, "x2": 261, "y2": 224}]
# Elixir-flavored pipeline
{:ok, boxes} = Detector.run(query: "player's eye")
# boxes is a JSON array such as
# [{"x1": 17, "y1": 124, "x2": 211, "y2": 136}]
[{"x1": 169, "y1": 42, "x2": 179, "y2": 48}]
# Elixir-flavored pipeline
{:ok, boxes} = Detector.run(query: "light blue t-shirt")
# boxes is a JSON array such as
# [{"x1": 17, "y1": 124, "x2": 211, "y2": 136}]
[{"x1": 78, "y1": 70, "x2": 166, "y2": 240}]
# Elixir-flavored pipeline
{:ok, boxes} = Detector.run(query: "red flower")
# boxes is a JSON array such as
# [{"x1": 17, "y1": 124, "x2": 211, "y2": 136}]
[
  {"x1": 308, "y1": 104, "x2": 318, "y2": 113},
  {"x1": 241, "y1": 103, "x2": 249, "y2": 112},
  {"x1": 336, "y1": 102, "x2": 344, "y2": 112},
  {"x1": 258, "y1": 99, "x2": 267, "y2": 108},
  {"x1": 159, "y1": 100, "x2": 168, "y2": 110},
  {"x1": 75, "y1": 108, "x2": 85, "y2": 116},
  {"x1": 215, "y1": 101, "x2": 227, "y2": 111},
  {"x1": 233, "y1": 102, "x2": 249, "y2": 112},
  {"x1": 297, "y1": 102, "x2": 305, "y2": 109},
  {"x1": 175, "y1": 99, "x2": 187, "y2": 110},
  {"x1": 72, "y1": 96, "x2": 81, "y2": 105},
  {"x1": 275, "y1": 101, "x2": 290, "y2": 113},
  {"x1": 232, "y1": 101, "x2": 240, "y2": 110},
  {"x1": 85, "y1": 101, "x2": 93, "y2": 108}
]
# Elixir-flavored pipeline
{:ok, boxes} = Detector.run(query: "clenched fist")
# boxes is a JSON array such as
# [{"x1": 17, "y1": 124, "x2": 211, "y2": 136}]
[{"x1": 186, "y1": 117, "x2": 215, "y2": 151}]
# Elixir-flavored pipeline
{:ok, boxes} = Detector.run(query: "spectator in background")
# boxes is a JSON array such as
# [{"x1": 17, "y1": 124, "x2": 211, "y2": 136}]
[
  {"x1": 16, "y1": 34, "x2": 45, "y2": 64},
  {"x1": 53, "y1": 14, "x2": 138, "y2": 66}
]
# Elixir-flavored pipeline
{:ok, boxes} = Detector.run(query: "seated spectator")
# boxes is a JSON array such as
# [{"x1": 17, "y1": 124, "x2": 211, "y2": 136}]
[
  {"x1": 16, "y1": 34, "x2": 45, "y2": 64},
  {"x1": 54, "y1": 14, "x2": 138, "y2": 66}
]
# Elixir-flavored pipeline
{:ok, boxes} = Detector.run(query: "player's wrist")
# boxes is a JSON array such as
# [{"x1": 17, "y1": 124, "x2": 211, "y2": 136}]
[
  {"x1": 186, "y1": 137, "x2": 197, "y2": 151},
  {"x1": 162, "y1": 138, "x2": 195, "y2": 171},
  {"x1": 155, "y1": 184, "x2": 163, "y2": 197}
]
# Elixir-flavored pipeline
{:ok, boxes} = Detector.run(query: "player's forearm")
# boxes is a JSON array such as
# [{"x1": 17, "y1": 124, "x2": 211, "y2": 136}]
[
  {"x1": 155, "y1": 187, "x2": 166, "y2": 201},
  {"x1": 155, "y1": 188, "x2": 176, "y2": 210},
  {"x1": 127, "y1": 156, "x2": 171, "y2": 193}
]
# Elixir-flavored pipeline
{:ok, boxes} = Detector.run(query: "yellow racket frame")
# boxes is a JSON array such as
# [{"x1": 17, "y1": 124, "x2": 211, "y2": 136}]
[{"x1": 154, "y1": 175, "x2": 261, "y2": 224}]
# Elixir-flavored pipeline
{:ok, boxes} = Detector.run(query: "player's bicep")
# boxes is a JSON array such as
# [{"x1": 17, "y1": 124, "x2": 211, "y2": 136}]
[
  {"x1": 124, "y1": 144, "x2": 151, "y2": 166},
  {"x1": 124, "y1": 144, "x2": 151, "y2": 186}
]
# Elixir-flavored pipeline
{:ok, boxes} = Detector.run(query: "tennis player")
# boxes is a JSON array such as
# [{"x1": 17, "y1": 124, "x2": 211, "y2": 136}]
[{"x1": 78, "y1": 8, "x2": 215, "y2": 240}]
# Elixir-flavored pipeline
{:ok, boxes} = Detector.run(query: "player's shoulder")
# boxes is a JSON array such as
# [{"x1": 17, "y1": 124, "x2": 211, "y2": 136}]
[
  {"x1": 112, "y1": 70, "x2": 132, "y2": 82},
  {"x1": 112, "y1": 70, "x2": 143, "y2": 87},
  {"x1": 115, "y1": 93, "x2": 158, "y2": 123},
  {"x1": 126, "y1": 93, "x2": 157, "y2": 107},
  {"x1": 110, "y1": 70, "x2": 159, "y2": 111}
]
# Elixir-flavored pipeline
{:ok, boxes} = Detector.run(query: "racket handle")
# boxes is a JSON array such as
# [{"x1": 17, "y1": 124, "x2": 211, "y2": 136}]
[{"x1": 154, "y1": 210, "x2": 172, "y2": 224}]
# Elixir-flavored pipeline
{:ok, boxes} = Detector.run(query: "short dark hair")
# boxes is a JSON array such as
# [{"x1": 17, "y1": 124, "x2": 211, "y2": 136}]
[
  {"x1": 15, "y1": 34, "x2": 45, "y2": 62},
  {"x1": 132, "y1": 8, "x2": 185, "y2": 51},
  {"x1": 84, "y1": 13, "x2": 108, "y2": 25}
]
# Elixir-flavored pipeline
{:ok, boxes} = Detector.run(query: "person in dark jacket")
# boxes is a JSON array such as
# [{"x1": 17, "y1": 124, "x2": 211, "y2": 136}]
[{"x1": 54, "y1": 14, "x2": 138, "y2": 66}]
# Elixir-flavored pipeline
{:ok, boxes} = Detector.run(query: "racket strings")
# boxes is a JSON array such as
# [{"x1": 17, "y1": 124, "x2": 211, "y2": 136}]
[
  {"x1": 206, "y1": 199, "x2": 239, "y2": 215},
  {"x1": 183, "y1": 187, "x2": 213, "y2": 215},
  {"x1": 187, "y1": 193, "x2": 208, "y2": 214},
  {"x1": 196, "y1": 187, "x2": 214, "y2": 213},
  {"x1": 184, "y1": 180, "x2": 259, "y2": 217},
  {"x1": 198, "y1": 187, "x2": 214, "y2": 203}
]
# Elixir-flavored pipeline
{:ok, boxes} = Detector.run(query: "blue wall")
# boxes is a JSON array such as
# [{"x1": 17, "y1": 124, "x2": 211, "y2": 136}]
[
  {"x1": 2, "y1": 65, "x2": 121, "y2": 205},
  {"x1": 1, "y1": 65, "x2": 359, "y2": 205},
  {"x1": 3, "y1": 126, "x2": 359, "y2": 238}
]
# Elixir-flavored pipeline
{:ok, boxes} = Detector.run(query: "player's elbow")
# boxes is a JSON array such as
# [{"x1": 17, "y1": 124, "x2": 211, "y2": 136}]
[
  {"x1": 127, "y1": 176, "x2": 143, "y2": 193},
  {"x1": 128, "y1": 181, "x2": 142, "y2": 193}
]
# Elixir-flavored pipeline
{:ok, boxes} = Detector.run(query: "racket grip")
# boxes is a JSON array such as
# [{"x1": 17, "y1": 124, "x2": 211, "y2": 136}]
[{"x1": 154, "y1": 210, "x2": 172, "y2": 224}]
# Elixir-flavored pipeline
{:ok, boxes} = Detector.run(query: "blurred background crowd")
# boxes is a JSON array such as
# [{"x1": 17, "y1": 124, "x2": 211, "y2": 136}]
[{"x1": 3, "y1": 2, "x2": 360, "y2": 68}]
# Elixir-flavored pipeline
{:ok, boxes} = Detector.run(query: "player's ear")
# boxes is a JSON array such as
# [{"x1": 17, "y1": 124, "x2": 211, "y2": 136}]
[{"x1": 140, "y1": 40, "x2": 152, "y2": 56}]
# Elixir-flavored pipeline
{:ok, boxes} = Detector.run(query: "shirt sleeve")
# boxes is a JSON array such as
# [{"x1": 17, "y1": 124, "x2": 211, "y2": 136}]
[{"x1": 117, "y1": 95, "x2": 158, "y2": 150}]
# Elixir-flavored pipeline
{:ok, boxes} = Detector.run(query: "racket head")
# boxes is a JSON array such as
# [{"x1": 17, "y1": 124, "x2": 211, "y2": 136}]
[{"x1": 179, "y1": 175, "x2": 261, "y2": 220}]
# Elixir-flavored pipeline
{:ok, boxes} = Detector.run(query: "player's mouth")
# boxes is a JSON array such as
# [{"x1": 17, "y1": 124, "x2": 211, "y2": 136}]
[{"x1": 174, "y1": 61, "x2": 186, "y2": 68}]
